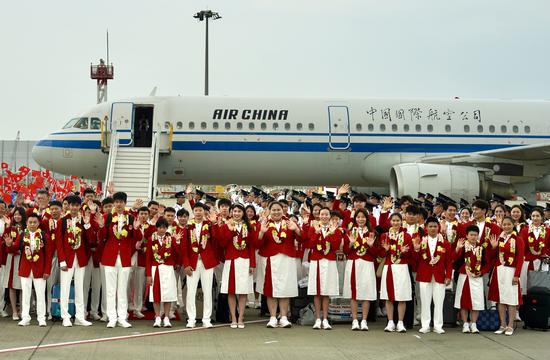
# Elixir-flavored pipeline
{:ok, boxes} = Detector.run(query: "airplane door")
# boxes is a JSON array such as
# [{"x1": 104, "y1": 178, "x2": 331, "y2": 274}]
[
  {"x1": 110, "y1": 102, "x2": 134, "y2": 146},
  {"x1": 328, "y1": 106, "x2": 350, "y2": 150}
]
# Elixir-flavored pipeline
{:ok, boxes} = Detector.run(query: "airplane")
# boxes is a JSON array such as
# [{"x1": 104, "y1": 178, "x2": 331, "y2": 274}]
[{"x1": 31, "y1": 96, "x2": 550, "y2": 202}]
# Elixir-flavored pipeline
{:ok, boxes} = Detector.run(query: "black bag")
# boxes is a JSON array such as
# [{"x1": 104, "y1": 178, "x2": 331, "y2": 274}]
[
  {"x1": 290, "y1": 287, "x2": 312, "y2": 323},
  {"x1": 523, "y1": 287, "x2": 550, "y2": 331},
  {"x1": 215, "y1": 293, "x2": 237, "y2": 323}
]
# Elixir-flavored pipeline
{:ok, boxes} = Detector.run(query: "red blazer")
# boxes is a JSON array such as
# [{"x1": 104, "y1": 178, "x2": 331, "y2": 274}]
[
  {"x1": 145, "y1": 233, "x2": 180, "y2": 277},
  {"x1": 181, "y1": 220, "x2": 219, "y2": 270},
  {"x1": 218, "y1": 223, "x2": 257, "y2": 267},
  {"x1": 55, "y1": 216, "x2": 94, "y2": 268},
  {"x1": 379, "y1": 228, "x2": 413, "y2": 265},
  {"x1": 414, "y1": 235, "x2": 452, "y2": 284},
  {"x1": 343, "y1": 227, "x2": 383, "y2": 261},
  {"x1": 98, "y1": 211, "x2": 137, "y2": 267},
  {"x1": 519, "y1": 225, "x2": 549, "y2": 266},
  {"x1": 453, "y1": 242, "x2": 490, "y2": 276},
  {"x1": 134, "y1": 223, "x2": 156, "y2": 267},
  {"x1": 305, "y1": 225, "x2": 343, "y2": 261},
  {"x1": 492, "y1": 232, "x2": 524, "y2": 278},
  {"x1": 4, "y1": 226, "x2": 22, "y2": 255},
  {"x1": 255, "y1": 220, "x2": 301, "y2": 259},
  {"x1": 17, "y1": 229, "x2": 53, "y2": 278}
]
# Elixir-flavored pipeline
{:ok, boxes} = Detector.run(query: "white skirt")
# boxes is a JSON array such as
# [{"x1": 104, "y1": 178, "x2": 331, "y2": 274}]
[
  {"x1": 454, "y1": 273, "x2": 485, "y2": 311},
  {"x1": 221, "y1": 258, "x2": 254, "y2": 295},
  {"x1": 256, "y1": 254, "x2": 298, "y2": 298},
  {"x1": 343, "y1": 259, "x2": 377, "y2": 301},
  {"x1": 148, "y1": 264, "x2": 177, "y2": 303},
  {"x1": 4, "y1": 254, "x2": 21, "y2": 290},
  {"x1": 380, "y1": 264, "x2": 412, "y2": 302},
  {"x1": 307, "y1": 259, "x2": 339, "y2": 296},
  {"x1": 493, "y1": 265, "x2": 521, "y2": 306}
]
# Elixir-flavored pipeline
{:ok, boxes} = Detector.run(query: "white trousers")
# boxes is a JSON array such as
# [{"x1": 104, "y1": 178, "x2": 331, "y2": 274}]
[
  {"x1": 21, "y1": 272, "x2": 46, "y2": 322},
  {"x1": 0, "y1": 265, "x2": 5, "y2": 310},
  {"x1": 89, "y1": 265, "x2": 103, "y2": 315},
  {"x1": 132, "y1": 266, "x2": 145, "y2": 310},
  {"x1": 186, "y1": 259, "x2": 213, "y2": 322},
  {"x1": 98, "y1": 265, "x2": 108, "y2": 315},
  {"x1": 104, "y1": 256, "x2": 132, "y2": 322},
  {"x1": 82, "y1": 258, "x2": 94, "y2": 311},
  {"x1": 60, "y1": 255, "x2": 86, "y2": 320},
  {"x1": 419, "y1": 279, "x2": 446, "y2": 330},
  {"x1": 46, "y1": 254, "x2": 59, "y2": 316}
]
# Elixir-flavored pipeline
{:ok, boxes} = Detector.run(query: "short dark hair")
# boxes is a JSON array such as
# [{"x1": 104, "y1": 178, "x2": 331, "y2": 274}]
[
  {"x1": 147, "y1": 200, "x2": 159, "y2": 207},
  {"x1": 465, "y1": 224, "x2": 479, "y2": 234},
  {"x1": 65, "y1": 195, "x2": 82, "y2": 205},
  {"x1": 472, "y1": 199, "x2": 489, "y2": 211},
  {"x1": 164, "y1": 207, "x2": 176, "y2": 214},
  {"x1": 193, "y1": 202, "x2": 209, "y2": 210},
  {"x1": 424, "y1": 216, "x2": 439, "y2": 226},
  {"x1": 27, "y1": 213, "x2": 40, "y2": 221},
  {"x1": 352, "y1": 194, "x2": 368, "y2": 204},
  {"x1": 112, "y1": 192, "x2": 127, "y2": 203},
  {"x1": 138, "y1": 206, "x2": 149, "y2": 213},
  {"x1": 102, "y1": 197, "x2": 114, "y2": 205},
  {"x1": 155, "y1": 218, "x2": 169, "y2": 228},
  {"x1": 405, "y1": 205, "x2": 420, "y2": 215},
  {"x1": 177, "y1": 208, "x2": 189, "y2": 217},
  {"x1": 418, "y1": 207, "x2": 428, "y2": 220},
  {"x1": 217, "y1": 198, "x2": 232, "y2": 208},
  {"x1": 443, "y1": 202, "x2": 457, "y2": 211},
  {"x1": 49, "y1": 200, "x2": 62, "y2": 208},
  {"x1": 83, "y1": 188, "x2": 95, "y2": 195},
  {"x1": 399, "y1": 195, "x2": 414, "y2": 207}
]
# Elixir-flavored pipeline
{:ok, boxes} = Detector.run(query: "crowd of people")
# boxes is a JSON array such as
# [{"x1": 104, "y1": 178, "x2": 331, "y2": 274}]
[{"x1": 0, "y1": 183, "x2": 549, "y2": 336}]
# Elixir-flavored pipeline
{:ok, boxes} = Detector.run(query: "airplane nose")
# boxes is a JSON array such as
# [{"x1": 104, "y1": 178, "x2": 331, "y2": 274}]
[{"x1": 32, "y1": 136, "x2": 53, "y2": 169}]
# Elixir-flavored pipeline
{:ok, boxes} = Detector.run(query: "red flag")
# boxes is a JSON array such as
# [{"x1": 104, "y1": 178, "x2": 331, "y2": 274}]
[
  {"x1": 70, "y1": 175, "x2": 77, "y2": 180},
  {"x1": 1, "y1": 193, "x2": 11, "y2": 203},
  {"x1": 1, "y1": 162, "x2": 7, "y2": 170},
  {"x1": 18, "y1": 166, "x2": 30, "y2": 177},
  {"x1": 42, "y1": 169, "x2": 51, "y2": 178},
  {"x1": 31, "y1": 170, "x2": 41, "y2": 177}
]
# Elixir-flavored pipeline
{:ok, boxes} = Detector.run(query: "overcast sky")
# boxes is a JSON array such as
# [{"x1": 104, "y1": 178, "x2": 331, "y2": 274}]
[{"x1": 1, "y1": 0, "x2": 549, "y2": 140}]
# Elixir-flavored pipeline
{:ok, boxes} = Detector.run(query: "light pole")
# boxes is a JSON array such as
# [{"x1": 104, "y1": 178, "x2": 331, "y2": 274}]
[{"x1": 193, "y1": 10, "x2": 221, "y2": 96}]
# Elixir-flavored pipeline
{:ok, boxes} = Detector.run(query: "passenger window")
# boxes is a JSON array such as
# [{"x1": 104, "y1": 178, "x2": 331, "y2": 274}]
[
  {"x1": 356, "y1": 123, "x2": 362, "y2": 131},
  {"x1": 176, "y1": 121, "x2": 183, "y2": 129},
  {"x1": 201, "y1": 122, "x2": 207, "y2": 129},
  {"x1": 525, "y1": 126, "x2": 531, "y2": 133},
  {"x1": 477, "y1": 125, "x2": 483, "y2": 133},
  {"x1": 427, "y1": 124, "x2": 433, "y2": 132},
  {"x1": 404, "y1": 124, "x2": 410, "y2": 132},
  {"x1": 225, "y1": 122, "x2": 231, "y2": 130},
  {"x1": 297, "y1": 123, "x2": 303, "y2": 131},
  {"x1": 489, "y1": 125, "x2": 495, "y2": 133},
  {"x1": 284, "y1": 123, "x2": 291, "y2": 130},
  {"x1": 213, "y1": 122, "x2": 219, "y2": 130},
  {"x1": 392, "y1": 124, "x2": 398, "y2": 132},
  {"x1": 501, "y1": 125, "x2": 507, "y2": 133},
  {"x1": 445, "y1": 124, "x2": 451, "y2": 133},
  {"x1": 189, "y1": 122, "x2": 195, "y2": 130},
  {"x1": 464, "y1": 125, "x2": 470, "y2": 133},
  {"x1": 90, "y1": 118, "x2": 101, "y2": 130},
  {"x1": 415, "y1": 124, "x2": 421, "y2": 132},
  {"x1": 261, "y1": 123, "x2": 267, "y2": 130},
  {"x1": 308, "y1": 123, "x2": 315, "y2": 130},
  {"x1": 512, "y1": 125, "x2": 518, "y2": 133},
  {"x1": 237, "y1": 122, "x2": 243, "y2": 130},
  {"x1": 367, "y1": 123, "x2": 374, "y2": 131},
  {"x1": 273, "y1": 122, "x2": 279, "y2": 130},
  {"x1": 380, "y1": 124, "x2": 386, "y2": 131},
  {"x1": 248, "y1": 122, "x2": 255, "y2": 130}
]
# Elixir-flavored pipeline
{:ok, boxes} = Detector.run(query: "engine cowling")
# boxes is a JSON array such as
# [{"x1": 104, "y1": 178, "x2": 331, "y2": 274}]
[{"x1": 390, "y1": 163, "x2": 513, "y2": 201}]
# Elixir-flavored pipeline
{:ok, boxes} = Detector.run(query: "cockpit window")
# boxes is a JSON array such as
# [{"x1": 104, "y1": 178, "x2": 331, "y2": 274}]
[
  {"x1": 63, "y1": 117, "x2": 89, "y2": 129},
  {"x1": 90, "y1": 118, "x2": 101, "y2": 130}
]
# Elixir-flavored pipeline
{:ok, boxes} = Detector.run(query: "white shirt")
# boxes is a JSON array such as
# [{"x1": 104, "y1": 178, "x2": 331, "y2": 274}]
[
  {"x1": 428, "y1": 235, "x2": 438, "y2": 257},
  {"x1": 274, "y1": 222, "x2": 281, "y2": 232},
  {"x1": 476, "y1": 220, "x2": 486, "y2": 240},
  {"x1": 235, "y1": 223, "x2": 242, "y2": 233},
  {"x1": 194, "y1": 222, "x2": 203, "y2": 239},
  {"x1": 29, "y1": 231, "x2": 37, "y2": 252},
  {"x1": 533, "y1": 226, "x2": 541, "y2": 239},
  {"x1": 0, "y1": 218, "x2": 5, "y2": 236}
]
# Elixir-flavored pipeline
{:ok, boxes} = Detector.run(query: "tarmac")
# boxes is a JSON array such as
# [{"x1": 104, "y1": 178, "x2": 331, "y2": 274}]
[{"x1": 0, "y1": 310, "x2": 547, "y2": 360}]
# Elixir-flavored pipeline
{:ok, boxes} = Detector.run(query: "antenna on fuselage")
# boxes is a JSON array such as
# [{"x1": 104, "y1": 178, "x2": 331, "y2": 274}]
[{"x1": 90, "y1": 30, "x2": 114, "y2": 104}]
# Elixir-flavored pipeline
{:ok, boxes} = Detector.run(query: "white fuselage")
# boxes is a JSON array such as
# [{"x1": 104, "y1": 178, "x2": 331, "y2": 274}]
[{"x1": 32, "y1": 96, "x2": 550, "y2": 186}]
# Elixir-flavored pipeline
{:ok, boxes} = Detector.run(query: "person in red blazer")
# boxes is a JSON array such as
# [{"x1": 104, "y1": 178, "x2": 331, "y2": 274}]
[
  {"x1": 41, "y1": 200, "x2": 63, "y2": 320},
  {"x1": 519, "y1": 208, "x2": 549, "y2": 296},
  {"x1": 305, "y1": 207, "x2": 343, "y2": 330},
  {"x1": 181, "y1": 202, "x2": 220, "y2": 329},
  {"x1": 145, "y1": 218, "x2": 181, "y2": 328},
  {"x1": 413, "y1": 217, "x2": 452, "y2": 334},
  {"x1": 218, "y1": 203, "x2": 257, "y2": 329},
  {"x1": 96, "y1": 191, "x2": 137, "y2": 329},
  {"x1": 488, "y1": 216, "x2": 524, "y2": 336},
  {"x1": 55, "y1": 195, "x2": 95, "y2": 327},
  {"x1": 13, "y1": 213, "x2": 53, "y2": 326}
]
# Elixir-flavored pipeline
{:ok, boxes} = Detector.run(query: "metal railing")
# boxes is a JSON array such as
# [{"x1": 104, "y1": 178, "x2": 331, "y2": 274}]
[
  {"x1": 103, "y1": 131, "x2": 119, "y2": 198},
  {"x1": 148, "y1": 131, "x2": 160, "y2": 200}
]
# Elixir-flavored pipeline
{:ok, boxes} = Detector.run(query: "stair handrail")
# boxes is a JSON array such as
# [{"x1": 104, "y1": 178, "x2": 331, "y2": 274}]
[
  {"x1": 103, "y1": 131, "x2": 119, "y2": 199},
  {"x1": 148, "y1": 130, "x2": 160, "y2": 200}
]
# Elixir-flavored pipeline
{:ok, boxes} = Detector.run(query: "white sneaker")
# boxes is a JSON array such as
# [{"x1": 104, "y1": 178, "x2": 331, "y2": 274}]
[
  {"x1": 47, "y1": 313, "x2": 53, "y2": 320},
  {"x1": 186, "y1": 320, "x2": 196, "y2": 328},
  {"x1": 413, "y1": 319, "x2": 419, "y2": 326},
  {"x1": 396, "y1": 322, "x2": 407, "y2": 333},
  {"x1": 462, "y1": 323, "x2": 471, "y2": 333},
  {"x1": 322, "y1": 319, "x2": 332, "y2": 330},
  {"x1": 74, "y1": 318, "x2": 92, "y2": 326},
  {"x1": 470, "y1": 323, "x2": 479, "y2": 334},
  {"x1": 153, "y1": 317, "x2": 162, "y2": 328},
  {"x1": 237, "y1": 323, "x2": 245, "y2": 329},
  {"x1": 312, "y1": 319, "x2": 322, "y2": 330},
  {"x1": 163, "y1": 317, "x2": 172, "y2": 328},
  {"x1": 38, "y1": 319, "x2": 47, "y2": 327},
  {"x1": 351, "y1": 319, "x2": 360, "y2": 331},
  {"x1": 433, "y1": 327, "x2": 445, "y2": 334},
  {"x1": 504, "y1": 327, "x2": 514, "y2": 336},
  {"x1": 360, "y1": 320, "x2": 369, "y2": 331},
  {"x1": 230, "y1": 322, "x2": 238, "y2": 329},
  {"x1": 246, "y1": 301, "x2": 254, "y2": 309},
  {"x1": 12, "y1": 314, "x2": 20, "y2": 321},
  {"x1": 419, "y1": 327, "x2": 430, "y2": 334},
  {"x1": 168, "y1": 311, "x2": 176, "y2": 320},
  {"x1": 62, "y1": 318, "x2": 73, "y2": 327},
  {"x1": 18, "y1": 319, "x2": 30, "y2": 326},
  {"x1": 0, "y1": 310, "x2": 9, "y2": 318},
  {"x1": 90, "y1": 312, "x2": 101, "y2": 321},
  {"x1": 279, "y1": 316, "x2": 292, "y2": 328},
  {"x1": 106, "y1": 319, "x2": 117, "y2": 328},
  {"x1": 494, "y1": 326, "x2": 506, "y2": 335},
  {"x1": 133, "y1": 310, "x2": 145, "y2": 319},
  {"x1": 254, "y1": 301, "x2": 261, "y2": 309},
  {"x1": 266, "y1": 317, "x2": 278, "y2": 328},
  {"x1": 515, "y1": 312, "x2": 522, "y2": 321},
  {"x1": 384, "y1": 321, "x2": 396, "y2": 332},
  {"x1": 202, "y1": 319, "x2": 213, "y2": 328},
  {"x1": 99, "y1": 315, "x2": 108, "y2": 322},
  {"x1": 117, "y1": 319, "x2": 132, "y2": 328}
]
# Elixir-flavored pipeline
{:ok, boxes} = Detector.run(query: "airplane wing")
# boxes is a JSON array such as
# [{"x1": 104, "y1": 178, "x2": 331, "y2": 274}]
[{"x1": 420, "y1": 142, "x2": 550, "y2": 164}]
